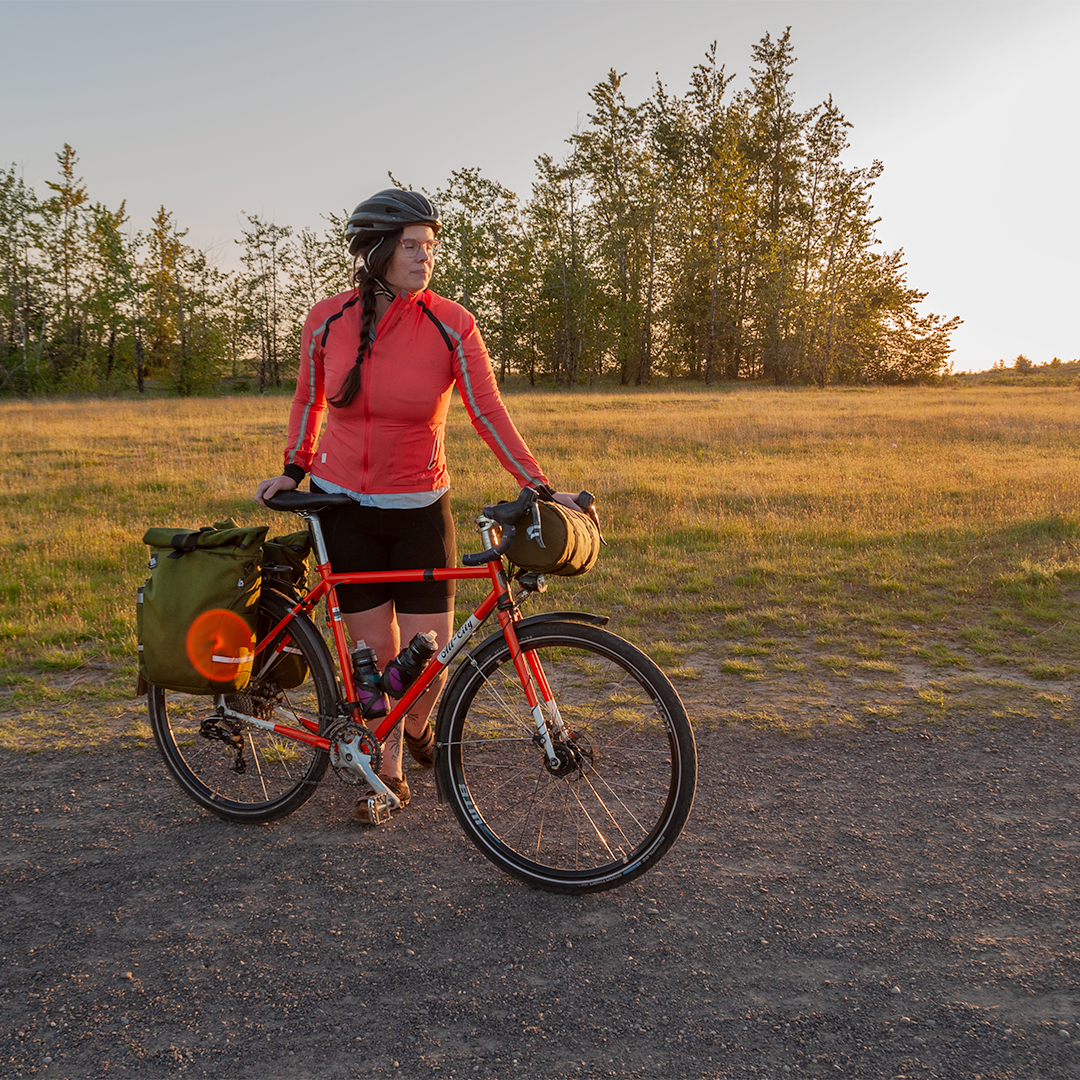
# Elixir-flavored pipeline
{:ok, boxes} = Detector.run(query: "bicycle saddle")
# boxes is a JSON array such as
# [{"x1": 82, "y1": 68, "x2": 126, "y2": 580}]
[{"x1": 264, "y1": 490, "x2": 354, "y2": 513}]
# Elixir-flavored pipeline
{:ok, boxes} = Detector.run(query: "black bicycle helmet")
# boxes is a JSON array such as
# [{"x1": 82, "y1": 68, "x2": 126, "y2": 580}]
[{"x1": 345, "y1": 189, "x2": 441, "y2": 255}]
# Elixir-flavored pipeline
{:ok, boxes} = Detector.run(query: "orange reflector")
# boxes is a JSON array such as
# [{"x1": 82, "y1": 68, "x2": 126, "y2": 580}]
[{"x1": 185, "y1": 609, "x2": 253, "y2": 682}]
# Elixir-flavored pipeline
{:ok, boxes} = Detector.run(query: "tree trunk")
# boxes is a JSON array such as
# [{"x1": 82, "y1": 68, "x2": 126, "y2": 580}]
[
  {"x1": 174, "y1": 259, "x2": 188, "y2": 394},
  {"x1": 635, "y1": 203, "x2": 658, "y2": 386},
  {"x1": 705, "y1": 205, "x2": 723, "y2": 385}
]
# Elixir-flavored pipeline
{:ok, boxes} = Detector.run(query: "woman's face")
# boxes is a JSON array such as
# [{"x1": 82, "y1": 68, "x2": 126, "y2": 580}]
[{"x1": 381, "y1": 224, "x2": 436, "y2": 295}]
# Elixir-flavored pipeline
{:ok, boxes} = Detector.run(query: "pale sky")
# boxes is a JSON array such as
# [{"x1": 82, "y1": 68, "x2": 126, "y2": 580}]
[{"x1": 3, "y1": 0, "x2": 1077, "y2": 373}]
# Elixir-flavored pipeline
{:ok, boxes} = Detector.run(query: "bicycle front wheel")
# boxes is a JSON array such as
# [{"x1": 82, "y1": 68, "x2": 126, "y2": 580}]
[
  {"x1": 436, "y1": 621, "x2": 696, "y2": 893},
  {"x1": 148, "y1": 590, "x2": 337, "y2": 824}
]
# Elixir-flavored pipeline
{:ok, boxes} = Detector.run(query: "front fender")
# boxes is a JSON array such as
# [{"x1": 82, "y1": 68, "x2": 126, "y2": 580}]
[{"x1": 515, "y1": 610, "x2": 609, "y2": 631}]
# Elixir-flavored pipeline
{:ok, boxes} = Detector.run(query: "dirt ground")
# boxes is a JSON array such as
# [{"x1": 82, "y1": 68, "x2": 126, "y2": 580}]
[{"x1": 2, "y1": 685, "x2": 1079, "y2": 1079}]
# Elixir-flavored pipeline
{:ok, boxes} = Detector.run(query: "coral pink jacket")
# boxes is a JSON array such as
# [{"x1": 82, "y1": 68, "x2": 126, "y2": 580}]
[{"x1": 284, "y1": 288, "x2": 548, "y2": 495}]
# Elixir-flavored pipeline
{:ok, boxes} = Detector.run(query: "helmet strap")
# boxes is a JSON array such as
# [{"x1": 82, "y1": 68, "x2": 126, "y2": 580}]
[{"x1": 364, "y1": 236, "x2": 385, "y2": 265}]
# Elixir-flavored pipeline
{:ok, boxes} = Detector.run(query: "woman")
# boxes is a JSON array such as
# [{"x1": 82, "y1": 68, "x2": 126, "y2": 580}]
[{"x1": 256, "y1": 188, "x2": 567, "y2": 822}]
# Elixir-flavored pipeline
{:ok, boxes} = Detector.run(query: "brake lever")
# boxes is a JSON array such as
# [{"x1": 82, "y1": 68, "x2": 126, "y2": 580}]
[{"x1": 527, "y1": 500, "x2": 545, "y2": 548}]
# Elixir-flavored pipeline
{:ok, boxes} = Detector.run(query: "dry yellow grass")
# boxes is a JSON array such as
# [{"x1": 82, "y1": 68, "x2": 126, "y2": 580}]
[{"x1": 1, "y1": 383, "x2": 1078, "y2": 748}]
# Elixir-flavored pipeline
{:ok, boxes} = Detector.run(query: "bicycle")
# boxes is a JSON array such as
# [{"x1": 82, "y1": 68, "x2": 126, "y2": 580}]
[{"x1": 147, "y1": 487, "x2": 696, "y2": 894}]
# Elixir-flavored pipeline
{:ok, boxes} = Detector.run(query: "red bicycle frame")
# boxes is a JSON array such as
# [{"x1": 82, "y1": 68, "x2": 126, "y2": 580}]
[{"x1": 251, "y1": 550, "x2": 552, "y2": 756}]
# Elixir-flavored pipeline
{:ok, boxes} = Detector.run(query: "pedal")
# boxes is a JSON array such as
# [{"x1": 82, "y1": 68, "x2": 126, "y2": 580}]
[{"x1": 365, "y1": 793, "x2": 392, "y2": 826}]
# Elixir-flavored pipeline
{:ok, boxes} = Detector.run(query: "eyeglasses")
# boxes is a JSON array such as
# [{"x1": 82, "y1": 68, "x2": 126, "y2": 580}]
[{"x1": 398, "y1": 238, "x2": 441, "y2": 259}]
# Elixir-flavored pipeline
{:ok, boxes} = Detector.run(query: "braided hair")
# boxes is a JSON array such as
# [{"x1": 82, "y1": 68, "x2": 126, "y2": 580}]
[{"x1": 328, "y1": 229, "x2": 402, "y2": 409}]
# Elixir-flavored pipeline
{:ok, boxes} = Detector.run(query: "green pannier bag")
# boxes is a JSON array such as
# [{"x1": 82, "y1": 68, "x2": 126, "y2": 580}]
[
  {"x1": 503, "y1": 500, "x2": 601, "y2": 577},
  {"x1": 137, "y1": 519, "x2": 267, "y2": 695},
  {"x1": 262, "y1": 530, "x2": 311, "y2": 590},
  {"x1": 255, "y1": 530, "x2": 313, "y2": 690}
]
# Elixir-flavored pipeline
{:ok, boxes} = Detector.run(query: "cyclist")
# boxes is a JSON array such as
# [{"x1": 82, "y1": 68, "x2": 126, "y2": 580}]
[{"x1": 255, "y1": 188, "x2": 571, "y2": 822}]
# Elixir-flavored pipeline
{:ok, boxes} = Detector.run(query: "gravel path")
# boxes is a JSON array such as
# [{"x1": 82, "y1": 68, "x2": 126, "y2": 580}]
[{"x1": 3, "y1": 722, "x2": 1078, "y2": 1079}]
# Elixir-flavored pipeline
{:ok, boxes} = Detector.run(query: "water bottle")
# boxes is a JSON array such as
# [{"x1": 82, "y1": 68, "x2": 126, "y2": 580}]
[
  {"x1": 381, "y1": 631, "x2": 439, "y2": 699},
  {"x1": 349, "y1": 641, "x2": 387, "y2": 719}
]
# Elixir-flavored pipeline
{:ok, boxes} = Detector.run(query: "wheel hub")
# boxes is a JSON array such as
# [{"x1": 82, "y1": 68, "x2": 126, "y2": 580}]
[{"x1": 542, "y1": 733, "x2": 596, "y2": 779}]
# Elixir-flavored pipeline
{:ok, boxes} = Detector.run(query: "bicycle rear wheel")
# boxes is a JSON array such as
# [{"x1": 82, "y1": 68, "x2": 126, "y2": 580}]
[
  {"x1": 148, "y1": 590, "x2": 337, "y2": 824},
  {"x1": 436, "y1": 621, "x2": 696, "y2": 893}
]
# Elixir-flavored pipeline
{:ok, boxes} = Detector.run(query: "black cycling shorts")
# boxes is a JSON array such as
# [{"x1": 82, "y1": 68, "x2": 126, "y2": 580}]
[{"x1": 311, "y1": 484, "x2": 456, "y2": 614}]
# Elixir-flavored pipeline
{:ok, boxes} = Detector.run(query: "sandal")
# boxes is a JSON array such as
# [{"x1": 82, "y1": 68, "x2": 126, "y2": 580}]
[
  {"x1": 404, "y1": 723, "x2": 436, "y2": 769},
  {"x1": 352, "y1": 774, "x2": 410, "y2": 824}
]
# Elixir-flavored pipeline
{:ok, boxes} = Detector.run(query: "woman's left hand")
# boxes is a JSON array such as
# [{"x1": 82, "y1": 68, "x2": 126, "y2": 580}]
[{"x1": 553, "y1": 491, "x2": 586, "y2": 510}]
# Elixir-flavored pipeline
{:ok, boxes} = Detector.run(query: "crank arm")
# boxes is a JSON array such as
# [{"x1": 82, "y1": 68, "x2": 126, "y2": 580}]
[{"x1": 329, "y1": 732, "x2": 404, "y2": 819}]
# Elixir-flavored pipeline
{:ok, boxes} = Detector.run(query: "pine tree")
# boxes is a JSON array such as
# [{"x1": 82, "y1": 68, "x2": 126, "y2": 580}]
[
  {"x1": 575, "y1": 70, "x2": 655, "y2": 384},
  {"x1": 0, "y1": 165, "x2": 46, "y2": 391},
  {"x1": 41, "y1": 144, "x2": 90, "y2": 383},
  {"x1": 522, "y1": 152, "x2": 593, "y2": 385},
  {"x1": 237, "y1": 214, "x2": 295, "y2": 391},
  {"x1": 740, "y1": 29, "x2": 811, "y2": 383}
]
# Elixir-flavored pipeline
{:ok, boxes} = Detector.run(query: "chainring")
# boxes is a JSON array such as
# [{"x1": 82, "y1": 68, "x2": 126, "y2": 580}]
[{"x1": 327, "y1": 720, "x2": 383, "y2": 785}]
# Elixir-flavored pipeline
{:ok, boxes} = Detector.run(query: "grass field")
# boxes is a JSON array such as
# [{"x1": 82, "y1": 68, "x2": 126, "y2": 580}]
[{"x1": 1, "y1": 382, "x2": 1078, "y2": 750}]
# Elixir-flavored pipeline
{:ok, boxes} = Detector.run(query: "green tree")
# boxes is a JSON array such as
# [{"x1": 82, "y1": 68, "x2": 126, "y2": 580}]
[
  {"x1": 575, "y1": 69, "x2": 656, "y2": 384},
  {"x1": 146, "y1": 206, "x2": 185, "y2": 381},
  {"x1": 92, "y1": 206, "x2": 148, "y2": 391},
  {"x1": 0, "y1": 164, "x2": 47, "y2": 391},
  {"x1": 41, "y1": 144, "x2": 91, "y2": 383},
  {"x1": 739, "y1": 29, "x2": 812, "y2": 383},
  {"x1": 175, "y1": 250, "x2": 229, "y2": 395},
  {"x1": 645, "y1": 43, "x2": 750, "y2": 383},
  {"x1": 431, "y1": 168, "x2": 524, "y2": 381},
  {"x1": 293, "y1": 213, "x2": 350, "y2": 313},
  {"x1": 237, "y1": 214, "x2": 295, "y2": 391},
  {"x1": 840, "y1": 250, "x2": 961, "y2": 384},
  {"x1": 81, "y1": 201, "x2": 133, "y2": 390},
  {"x1": 521, "y1": 151, "x2": 594, "y2": 385}
]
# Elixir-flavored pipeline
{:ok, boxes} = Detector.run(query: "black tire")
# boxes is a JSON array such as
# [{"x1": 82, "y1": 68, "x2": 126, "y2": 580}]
[
  {"x1": 148, "y1": 590, "x2": 337, "y2": 823},
  {"x1": 436, "y1": 621, "x2": 696, "y2": 893}
]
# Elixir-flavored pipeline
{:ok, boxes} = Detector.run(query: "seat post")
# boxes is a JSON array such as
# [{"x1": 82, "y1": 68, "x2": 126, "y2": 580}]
[{"x1": 300, "y1": 511, "x2": 331, "y2": 568}]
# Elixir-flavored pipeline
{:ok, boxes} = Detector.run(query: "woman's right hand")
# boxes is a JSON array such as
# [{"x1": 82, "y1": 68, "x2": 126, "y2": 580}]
[{"x1": 255, "y1": 475, "x2": 298, "y2": 507}]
